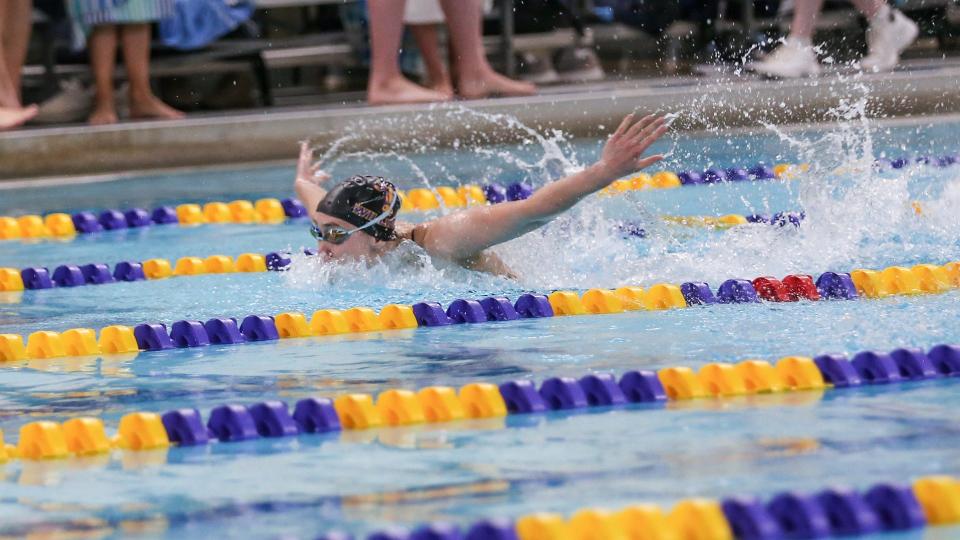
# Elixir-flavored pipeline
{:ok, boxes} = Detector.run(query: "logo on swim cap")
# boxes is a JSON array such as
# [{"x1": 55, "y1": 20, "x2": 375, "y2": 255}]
[{"x1": 352, "y1": 204, "x2": 379, "y2": 221}]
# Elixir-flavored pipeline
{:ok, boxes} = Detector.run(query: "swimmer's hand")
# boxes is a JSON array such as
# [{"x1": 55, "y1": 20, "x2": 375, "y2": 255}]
[
  {"x1": 296, "y1": 141, "x2": 330, "y2": 185},
  {"x1": 594, "y1": 114, "x2": 668, "y2": 183},
  {"x1": 294, "y1": 141, "x2": 329, "y2": 214}
]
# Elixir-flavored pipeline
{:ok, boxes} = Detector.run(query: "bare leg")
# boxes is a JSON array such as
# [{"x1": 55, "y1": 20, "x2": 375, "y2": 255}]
[
  {"x1": 409, "y1": 24, "x2": 453, "y2": 97},
  {"x1": 437, "y1": 0, "x2": 534, "y2": 99},
  {"x1": 0, "y1": 60, "x2": 19, "y2": 108},
  {"x1": 788, "y1": 0, "x2": 827, "y2": 41},
  {"x1": 0, "y1": 0, "x2": 39, "y2": 127},
  {"x1": 120, "y1": 24, "x2": 184, "y2": 120},
  {"x1": 2, "y1": 0, "x2": 31, "y2": 104},
  {"x1": 367, "y1": 0, "x2": 447, "y2": 105},
  {"x1": 790, "y1": 0, "x2": 883, "y2": 41},
  {"x1": 88, "y1": 25, "x2": 120, "y2": 125},
  {"x1": 0, "y1": 1, "x2": 18, "y2": 108},
  {"x1": 850, "y1": 0, "x2": 884, "y2": 19}
]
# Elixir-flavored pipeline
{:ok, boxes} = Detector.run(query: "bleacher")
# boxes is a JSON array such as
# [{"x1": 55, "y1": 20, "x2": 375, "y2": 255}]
[{"x1": 21, "y1": 0, "x2": 959, "y2": 112}]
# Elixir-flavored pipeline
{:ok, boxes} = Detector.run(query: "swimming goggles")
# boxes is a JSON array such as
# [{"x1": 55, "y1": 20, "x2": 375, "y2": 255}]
[{"x1": 309, "y1": 202, "x2": 395, "y2": 245}]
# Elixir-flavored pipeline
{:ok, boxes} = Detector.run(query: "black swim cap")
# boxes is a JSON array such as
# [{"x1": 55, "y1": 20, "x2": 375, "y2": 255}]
[{"x1": 316, "y1": 175, "x2": 401, "y2": 241}]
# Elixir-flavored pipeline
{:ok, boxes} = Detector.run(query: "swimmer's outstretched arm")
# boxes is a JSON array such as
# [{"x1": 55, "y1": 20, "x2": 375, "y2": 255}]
[
  {"x1": 293, "y1": 142, "x2": 330, "y2": 215},
  {"x1": 418, "y1": 114, "x2": 669, "y2": 261}
]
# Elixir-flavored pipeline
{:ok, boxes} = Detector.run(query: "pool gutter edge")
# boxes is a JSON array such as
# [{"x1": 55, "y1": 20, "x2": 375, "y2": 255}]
[{"x1": 1, "y1": 65, "x2": 959, "y2": 180}]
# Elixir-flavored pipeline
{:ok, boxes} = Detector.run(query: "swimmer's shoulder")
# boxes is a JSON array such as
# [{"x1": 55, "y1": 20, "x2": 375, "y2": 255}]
[{"x1": 395, "y1": 221, "x2": 516, "y2": 279}]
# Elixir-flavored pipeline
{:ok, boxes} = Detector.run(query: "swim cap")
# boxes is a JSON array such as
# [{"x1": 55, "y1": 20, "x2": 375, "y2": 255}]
[{"x1": 316, "y1": 175, "x2": 401, "y2": 241}]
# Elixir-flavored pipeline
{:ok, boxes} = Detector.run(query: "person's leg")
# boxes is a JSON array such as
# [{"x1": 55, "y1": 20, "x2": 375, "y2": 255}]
[
  {"x1": 437, "y1": 0, "x2": 534, "y2": 99},
  {"x1": 2, "y1": 0, "x2": 32, "y2": 103},
  {"x1": 787, "y1": 0, "x2": 827, "y2": 42},
  {"x1": 849, "y1": 0, "x2": 884, "y2": 19},
  {"x1": 0, "y1": 1, "x2": 18, "y2": 108},
  {"x1": 0, "y1": 0, "x2": 37, "y2": 130},
  {"x1": 788, "y1": 0, "x2": 882, "y2": 40},
  {"x1": 88, "y1": 24, "x2": 120, "y2": 125},
  {"x1": 119, "y1": 23, "x2": 183, "y2": 120},
  {"x1": 409, "y1": 23, "x2": 452, "y2": 97},
  {"x1": 367, "y1": 0, "x2": 447, "y2": 105}
]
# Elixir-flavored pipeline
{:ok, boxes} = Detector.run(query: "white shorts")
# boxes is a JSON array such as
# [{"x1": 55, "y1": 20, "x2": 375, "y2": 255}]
[
  {"x1": 403, "y1": 0, "x2": 493, "y2": 25},
  {"x1": 404, "y1": 0, "x2": 444, "y2": 24}
]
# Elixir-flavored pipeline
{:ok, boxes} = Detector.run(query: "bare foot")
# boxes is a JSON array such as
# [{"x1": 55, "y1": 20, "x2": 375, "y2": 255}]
[
  {"x1": 428, "y1": 80, "x2": 455, "y2": 100},
  {"x1": 368, "y1": 75, "x2": 451, "y2": 105},
  {"x1": 89, "y1": 103, "x2": 119, "y2": 125},
  {"x1": 0, "y1": 105, "x2": 38, "y2": 130},
  {"x1": 458, "y1": 70, "x2": 537, "y2": 100},
  {"x1": 129, "y1": 92, "x2": 185, "y2": 121}
]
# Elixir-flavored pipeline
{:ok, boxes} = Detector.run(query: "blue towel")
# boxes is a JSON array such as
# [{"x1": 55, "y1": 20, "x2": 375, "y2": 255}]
[{"x1": 158, "y1": 0, "x2": 253, "y2": 50}]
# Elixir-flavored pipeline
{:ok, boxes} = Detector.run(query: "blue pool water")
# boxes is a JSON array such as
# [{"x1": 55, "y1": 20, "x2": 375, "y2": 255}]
[{"x1": 1, "y1": 113, "x2": 960, "y2": 538}]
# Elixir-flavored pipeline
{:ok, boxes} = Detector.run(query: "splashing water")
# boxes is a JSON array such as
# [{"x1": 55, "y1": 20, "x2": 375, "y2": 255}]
[
  {"x1": 281, "y1": 246, "x2": 516, "y2": 297},
  {"x1": 312, "y1": 104, "x2": 582, "y2": 190},
  {"x1": 286, "y1": 99, "x2": 959, "y2": 293}
]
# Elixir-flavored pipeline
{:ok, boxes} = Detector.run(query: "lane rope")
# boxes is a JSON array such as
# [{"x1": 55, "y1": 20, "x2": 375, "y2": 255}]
[
  {"x1": 1, "y1": 261, "x2": 958, "y2": 362},
  {"x1": 4, "y1": 153, "x2": 953, "y2": 243}
]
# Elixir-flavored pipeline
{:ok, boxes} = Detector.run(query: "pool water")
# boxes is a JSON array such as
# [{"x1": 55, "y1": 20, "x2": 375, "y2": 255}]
[{"x1": 1, "y1": 112, "x2": 960, "y2": 538}]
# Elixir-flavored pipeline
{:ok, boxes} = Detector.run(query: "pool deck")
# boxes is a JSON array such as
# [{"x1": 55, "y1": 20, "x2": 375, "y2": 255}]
[{"x1": 1, "y1": 58, "x2": 959, "y2": 181}]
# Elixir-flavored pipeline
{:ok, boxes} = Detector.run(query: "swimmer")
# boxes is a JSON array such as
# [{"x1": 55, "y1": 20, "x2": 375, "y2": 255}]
[{"x1": 294, "y1": 113, "x2": 668, "y2": 276}]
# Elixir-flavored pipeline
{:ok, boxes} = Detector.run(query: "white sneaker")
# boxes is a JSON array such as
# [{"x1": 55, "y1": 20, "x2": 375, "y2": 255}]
[
  {"x1": 860, "y1": 6, "x2": 919, "y2": 72},
  {"x1": 747, "y1": 38, "x2": 821, "y2": 78}
]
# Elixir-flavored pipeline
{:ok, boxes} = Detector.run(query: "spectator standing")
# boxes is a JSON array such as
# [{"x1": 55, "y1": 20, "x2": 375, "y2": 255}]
[
  {"x1": 67, "y1": 0, "x2": 185, "y2": 124},
  {"x1": 0, "y1": 0, "x2": 38, "y2": 130},
  {"x1": 367, "y1": 0, "x2": 535, "y2": 105},
  {"x1": 748, "y1": 0, "x2": 919, "y2": 78},
  {"x1": 405, "y1": 0, "x2": 453, "y2": 98}
]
